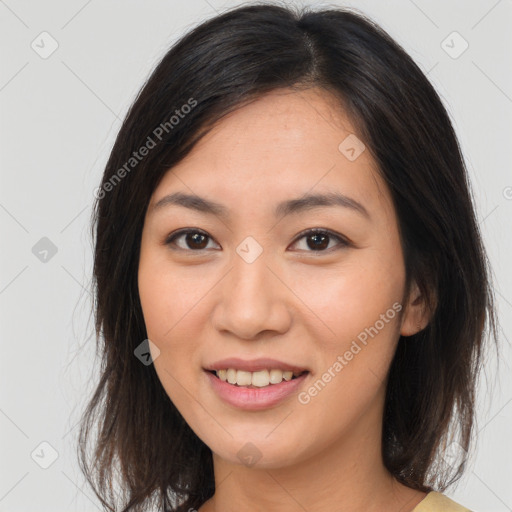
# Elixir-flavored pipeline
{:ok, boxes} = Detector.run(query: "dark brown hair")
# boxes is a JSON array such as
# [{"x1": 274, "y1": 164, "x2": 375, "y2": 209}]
[{"x1": 78, "y1": 3, "x2": 499, "y2": 511}]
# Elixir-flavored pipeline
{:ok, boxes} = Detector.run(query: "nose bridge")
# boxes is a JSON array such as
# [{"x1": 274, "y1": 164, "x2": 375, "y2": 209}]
[
  {"x1": 233, "y1": 243, "x2": 272, "y2": 298},
  {"x1": 213, "y1": 238, "x2": 291, "y2": 338}
]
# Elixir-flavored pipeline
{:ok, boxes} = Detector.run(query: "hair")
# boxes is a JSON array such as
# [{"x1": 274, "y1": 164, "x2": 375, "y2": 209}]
[{"x1": 78, "y1": 2, "x2": 499, "y2": 511}]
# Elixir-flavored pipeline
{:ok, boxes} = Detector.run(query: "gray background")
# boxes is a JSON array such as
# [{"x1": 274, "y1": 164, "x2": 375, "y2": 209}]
[{"x1": 0, "y1": 0, "x2": 511, "y2": 510}]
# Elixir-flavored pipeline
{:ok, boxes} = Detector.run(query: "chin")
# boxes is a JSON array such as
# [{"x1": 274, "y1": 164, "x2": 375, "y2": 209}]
[{"x1": 206, "y1": 433, "x2": 307, "y2": 470}]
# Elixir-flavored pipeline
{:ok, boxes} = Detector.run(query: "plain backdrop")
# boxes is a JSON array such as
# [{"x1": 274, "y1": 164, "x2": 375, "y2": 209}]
[{"x1": 0, "y1": 0, "x2": 511, "y2": 510}]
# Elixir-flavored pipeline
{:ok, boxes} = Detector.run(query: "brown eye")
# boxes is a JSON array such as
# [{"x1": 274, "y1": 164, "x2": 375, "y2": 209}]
[
  {"x1": 290, "y1": 229, "x2": 349, "y2": 253},
  {"x1": 165, "y1": 229, "x2": 219, "y2": 251}
]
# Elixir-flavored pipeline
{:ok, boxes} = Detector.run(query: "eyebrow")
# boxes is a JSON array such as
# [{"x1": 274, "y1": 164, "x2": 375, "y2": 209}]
[{"x1": 152, "y1": 191, "x2": 370, "y2": 220}]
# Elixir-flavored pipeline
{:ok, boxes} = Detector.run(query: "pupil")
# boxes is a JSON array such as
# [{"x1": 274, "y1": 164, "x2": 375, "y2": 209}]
[
  {"x1": 308, "y1": 233, "x2": 328, "y2": 250},
  {"x1": 187, "y1": 233, "x2": 208, "y2": 249}
]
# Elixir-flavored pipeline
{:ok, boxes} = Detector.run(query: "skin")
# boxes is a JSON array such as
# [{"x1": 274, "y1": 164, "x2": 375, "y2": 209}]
[{"x1": 138, "y1": 87, "x2": 431, "y2": 512}]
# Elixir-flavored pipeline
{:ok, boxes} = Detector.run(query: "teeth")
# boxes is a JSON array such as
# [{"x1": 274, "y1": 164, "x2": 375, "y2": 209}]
[
  {"x1": 226, "y1": 368, "x2": 237, "y2": 385},
  {"x1": 252, "y1": 370, "x2": 270, "y2": 387},
  {"x1": 236, "y1": 370, "x2": 252, "y2": 386},
  {"x1": 270, "y1": 369, "x2": 285, "y2": 384},
  {"x1": 215, "y1": 368, "x2": 301, "y2": 387}
]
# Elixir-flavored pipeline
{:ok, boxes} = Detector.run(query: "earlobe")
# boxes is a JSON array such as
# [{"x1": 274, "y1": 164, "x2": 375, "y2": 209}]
[{"x1": 399, "y1": 281, "x2": 431, "y2": 337}]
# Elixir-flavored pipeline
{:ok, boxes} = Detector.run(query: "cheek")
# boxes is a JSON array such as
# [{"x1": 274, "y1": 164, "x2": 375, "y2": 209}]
[
  {"x1": 138, "y1": 254, "x2": 208, "y2": 343},
  {"x1": 295, "y1": 270, "x2": 403, "y2": 439},
  {"x1": 290, "y1": 251, "x2": 404, "y2": 418},
  {"x1": 138, "y1": 258, "x2": 206, "y2": 407},
  {"x1": 290, "y1": 252, "x2": 404, "y2": 346},
  {"x1": 138, "y1": 266, "x2": 173, "y2": 341},
  {"x1": 137, "y1": 254, "x2": 220, "y2": 406}
]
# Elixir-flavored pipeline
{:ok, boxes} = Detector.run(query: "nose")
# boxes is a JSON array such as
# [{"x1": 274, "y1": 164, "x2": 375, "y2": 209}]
[{"x1": 211, "y1": 247, "x2": 292, "y2": 341}]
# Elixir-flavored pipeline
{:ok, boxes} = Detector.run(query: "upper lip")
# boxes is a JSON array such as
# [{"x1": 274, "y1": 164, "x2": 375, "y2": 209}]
[{"x1": 204, "y1": 357, "x2": 309, "y2": 374}]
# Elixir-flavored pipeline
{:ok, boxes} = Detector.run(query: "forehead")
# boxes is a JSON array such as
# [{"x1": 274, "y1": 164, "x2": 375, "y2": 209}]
[
  {"x1": 151, "y1": 87, "x2": 393, "y2": 225},
  {"x1": 189, "y1": 87, "x2": 359, "y2": 168}
]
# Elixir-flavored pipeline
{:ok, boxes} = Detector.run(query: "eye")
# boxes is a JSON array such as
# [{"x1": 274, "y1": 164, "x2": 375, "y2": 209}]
[
  {"x1": 289, "y1": 228, "x2": 350, "y2": 253},
  {"x1": 165, "y1": 229, "x2": 220, "y2": 251},
  {"x1": 164, "y1": 228, "x2": 350, "y2": 253}
]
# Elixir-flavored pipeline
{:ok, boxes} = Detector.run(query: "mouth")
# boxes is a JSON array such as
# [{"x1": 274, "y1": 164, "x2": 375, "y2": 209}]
[
  {"x1": 205, "y1": 368, "x2": 309, "y2": 389},
  {"x1": 204, "y1": 366, "x2": 310, "y2": 410}
]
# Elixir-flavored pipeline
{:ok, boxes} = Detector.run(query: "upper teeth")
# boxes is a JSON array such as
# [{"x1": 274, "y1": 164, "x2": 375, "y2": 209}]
[{"x1": 215, "y1": 369, "x2": 302, "y2": 387}]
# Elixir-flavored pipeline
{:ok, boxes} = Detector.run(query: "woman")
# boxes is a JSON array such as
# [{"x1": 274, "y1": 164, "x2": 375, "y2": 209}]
[{"x1": 79, "y1": 3, "x2": 498, "y2": 511}]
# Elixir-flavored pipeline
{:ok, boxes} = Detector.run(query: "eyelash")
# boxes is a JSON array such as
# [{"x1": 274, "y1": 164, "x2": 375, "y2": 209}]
[{"x1": 164, "y1": 228, "x2": 350, "y2": 254}]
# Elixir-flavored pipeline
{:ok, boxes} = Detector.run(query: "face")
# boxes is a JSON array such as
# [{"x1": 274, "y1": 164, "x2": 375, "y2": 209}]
[{"x1": 138, "y1": 87, "x2": 424, "y2": 469}]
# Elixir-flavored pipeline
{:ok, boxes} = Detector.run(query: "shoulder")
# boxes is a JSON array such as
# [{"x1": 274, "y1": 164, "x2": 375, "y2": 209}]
[{"x1": 412, "y1": 491, "x2": 473, "y2": 512}]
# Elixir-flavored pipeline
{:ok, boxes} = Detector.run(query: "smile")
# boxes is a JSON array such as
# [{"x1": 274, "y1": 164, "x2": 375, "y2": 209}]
[
  {"x1": 212, "y1": 368, "x2": 307, "y2": 388},
  {"x1": 204, "y1": 369, "x2": 310, "y2": 410}
]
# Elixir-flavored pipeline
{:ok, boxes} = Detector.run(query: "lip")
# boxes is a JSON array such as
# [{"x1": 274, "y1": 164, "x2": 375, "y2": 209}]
[
  {"x1": 204, "y1": 357, "x2": 309, "y2": 373},
  {"x1": 205, "y1": 369, "x2": 309, "y2": 411}
]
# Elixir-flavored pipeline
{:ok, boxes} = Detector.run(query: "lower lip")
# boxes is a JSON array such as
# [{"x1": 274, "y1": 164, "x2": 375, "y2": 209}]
[{"x1": 205, "y1": 370, "x2": 309, "y2": 411}]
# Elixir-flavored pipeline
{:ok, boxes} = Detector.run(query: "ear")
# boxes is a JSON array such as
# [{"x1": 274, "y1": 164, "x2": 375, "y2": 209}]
[{"x1": 400, "y1": 280, "x2": 432, "y2": 337}]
